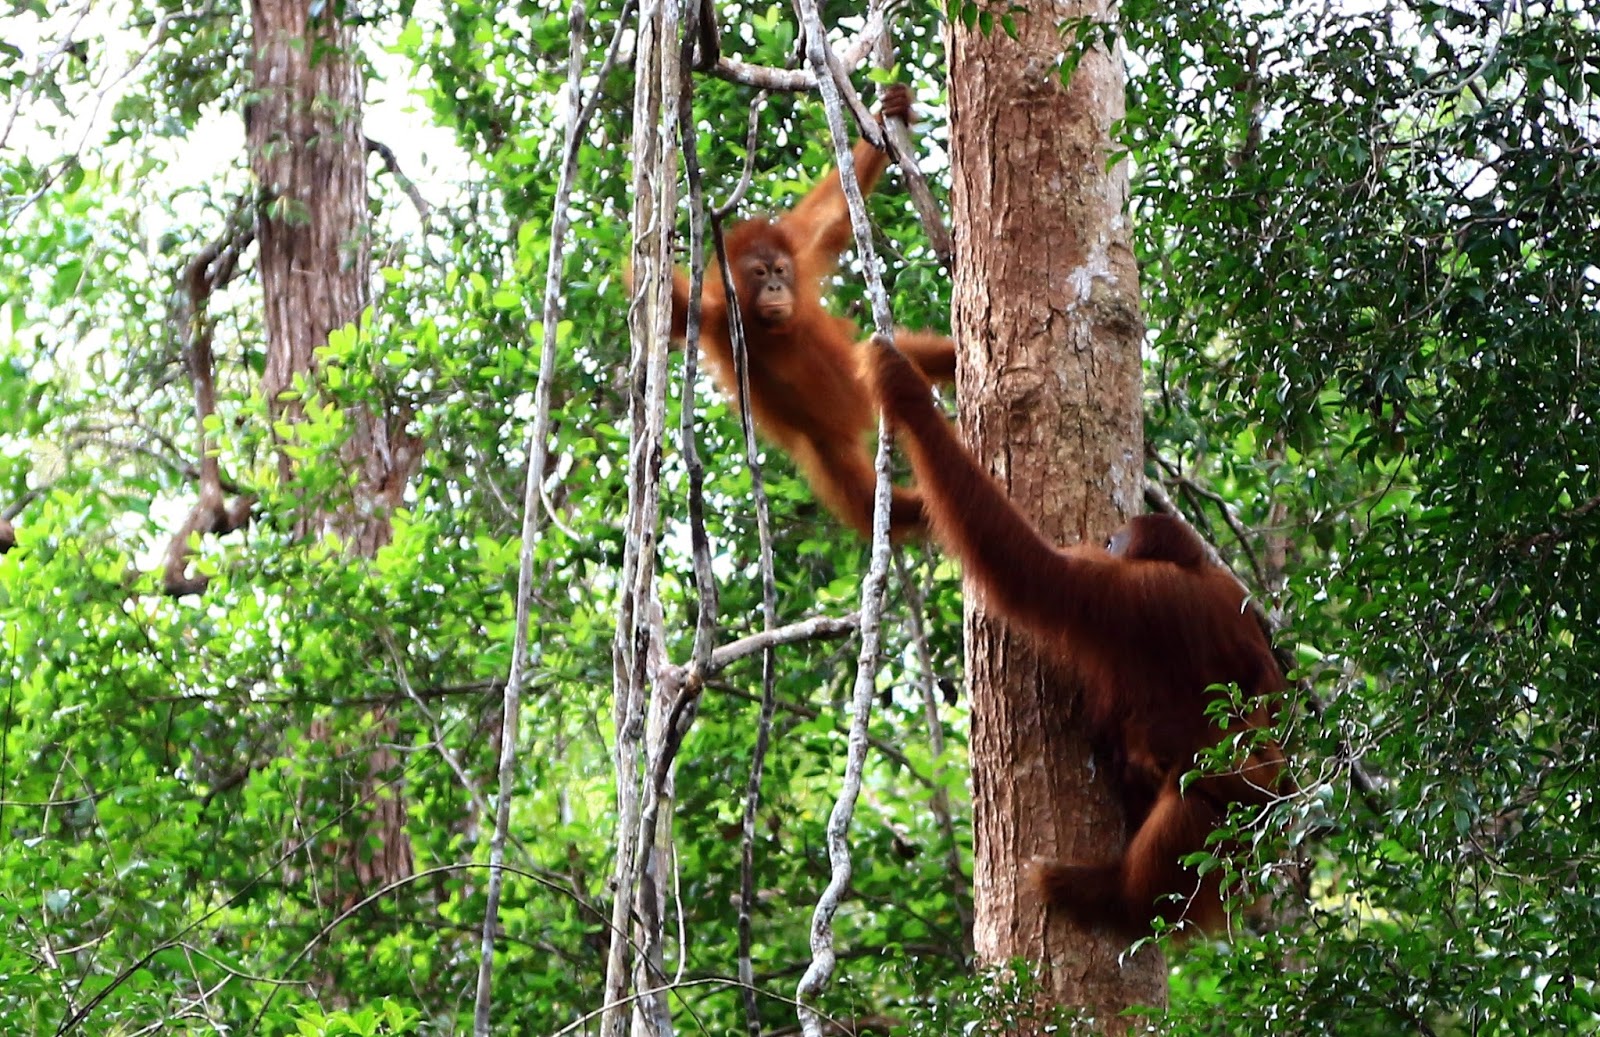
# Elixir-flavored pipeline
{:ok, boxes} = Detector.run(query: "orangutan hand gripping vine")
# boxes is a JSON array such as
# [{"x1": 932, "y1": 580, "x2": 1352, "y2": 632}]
[
  {"x1": 870, "y1": 340, "x2": 1292, "y2": 938},
  {"x1": 670, "y1": 84, "x2": 955, "y2": 539}
]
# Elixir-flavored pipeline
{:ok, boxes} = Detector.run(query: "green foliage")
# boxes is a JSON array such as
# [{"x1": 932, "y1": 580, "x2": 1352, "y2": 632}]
[
  {"x1": 292, "y1": 1001, "x2": 423, "y2": 1036},
  {"x1": 896, "y1": 959, "x2": 1108, "y2": 1035},
  {"x1": 1, "y1": 1, "x2": 963, "y2": 1034},
  {"x1": 1119, "y1": 0, "x2": 1600, "y2": 1031}
]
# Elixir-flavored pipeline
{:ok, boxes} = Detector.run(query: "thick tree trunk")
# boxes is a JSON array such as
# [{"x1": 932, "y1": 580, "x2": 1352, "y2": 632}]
[
  {"x1": 249, "y1": 0, "x2": 420, "y2": 897},
  {"x1": 251, "y1": 1, "x2": 367, "y2": 420},
  {"x1": 947, "y1": 2, "x2": 1165, "y2": 1026}
]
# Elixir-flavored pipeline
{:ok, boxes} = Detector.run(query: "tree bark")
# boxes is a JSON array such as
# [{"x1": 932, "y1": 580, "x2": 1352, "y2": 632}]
[
  {"x1": 947, "y1": 2, "x2": 1165, "y2": 1026},
  {"x1": 249, "y1": 0, "x2": 420, "y2": 898}
]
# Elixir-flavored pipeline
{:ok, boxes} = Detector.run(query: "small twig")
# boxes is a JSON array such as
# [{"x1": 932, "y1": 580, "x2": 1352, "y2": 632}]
[
  {"x1": 1416, "y1": 0, "x2": 1516, "y2": 104},
  {"x1": 867, "y1": 6, "x2": 953, "y2": 280},
  {"x1": 571, "y1": 0, "x2": 641, "y2": 149},
  {"x1": 252, "y1": 863, "x2": 634, "y2": 1037},
  {"x1": 713, "y1": 201, "x2": 786, "y2": 1037},
  {"x1": 0, "y1": 1, "x2": 95, "y2": 155},
  {"x1": 365, "y1": 136, "x2": 432, "y2": 219},
  {"x1": 63, "y1": 770, "x2": 433, "y2": 1036},
  {"x1": 549, "y1": 974, "x2": 862, "y2": 1037},
  {"x1": 714, "y1": 90, "x2": 769, "y2": 220},
  {"x1": 717, "y1": 682, "x2": 933, "y2": 790},
  {"x1": 176, "y1": 943, "x2": 310, "y2": 988},
  {"x1": 474, "y1": 0, "x2": 626, "y2": 1030},
  {"x1": 3, "y1": 1, "x2": 220, "y2": 219},
  {"x1": 891, "y1": 553, "x2": 971, "y2": 956},
  {"x1": 1501, "y1": 492, "x2": 1600, "y2": 553},
  {"x1": 380, "y1": 630, "x2": 510, "y2": 847},
  {"x1": 1146, "y1": 447, "x2": 1269, "y2": 591}
]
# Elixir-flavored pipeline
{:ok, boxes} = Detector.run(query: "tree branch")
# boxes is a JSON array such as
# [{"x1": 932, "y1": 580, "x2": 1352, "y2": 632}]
[
  {"x1": 161, "y1": 201, "x2": 257, "y2": 597},
  {"x1": 707, "y1": 16, "x2": 882, "y2": 93},
  {"x1": 891, "y1": 553, "x2": 971, "y2": 955},
  {"x1": 476, "y1": 0, "x2": 637, "y2": 1031},
  {"x1": 365, "y1": 136, "x2": 432, "y2": 219},
  {"x1": 792, "y1": 0, "x2": 901, "y2": 1026}
]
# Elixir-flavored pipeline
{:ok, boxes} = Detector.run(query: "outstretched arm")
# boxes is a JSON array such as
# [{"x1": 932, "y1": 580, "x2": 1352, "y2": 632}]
[
  {"x1": 890, "y1": 330, "x2": 956, "y2": 384},
  {"x1": 780, "y1": 84, "x2": 915, "y2": 269},
  {"x1": 790, "y1": 434, "x2": 925, "y2": 542},
  {"x1": 869, "y1": 341, "x2": 1125, "y2": 640}
]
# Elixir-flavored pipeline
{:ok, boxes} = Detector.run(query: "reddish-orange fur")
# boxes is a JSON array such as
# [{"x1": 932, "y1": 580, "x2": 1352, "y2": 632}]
[
  {"x1": 871, "y1": 342, "x2": 1290, "y2": 939},
  {"x1": 670, "y1": 85, "x2": 955, "y2": 539}
]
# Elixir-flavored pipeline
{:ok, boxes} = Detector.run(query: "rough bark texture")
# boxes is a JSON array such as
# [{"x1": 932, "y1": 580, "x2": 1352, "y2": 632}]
[
  {"x1": 601, "y1": 0, "x2": 683, "y2": 1027},
  {"x1": 947, "y1": 3, "x2": 1165, "y2": 1025},
  {"x1": 249, "y1": 0, "x2": 419, "y2": 896}
]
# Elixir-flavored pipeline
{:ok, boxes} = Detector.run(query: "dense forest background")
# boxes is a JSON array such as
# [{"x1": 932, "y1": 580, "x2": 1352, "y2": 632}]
[{"x1": 1, "y1": 0, "x2": 1597, "y2": 1033}]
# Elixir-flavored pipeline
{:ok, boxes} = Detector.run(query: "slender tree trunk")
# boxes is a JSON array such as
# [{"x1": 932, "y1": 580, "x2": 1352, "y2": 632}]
[
  {"x1": 602, "y1": 0, "x2": 683, "y2": 1027},
  {"x1": 947, "y1": 2, "x2": 1165, "y2": 1026},
  {"x1": 249, "y1": 0, "x2": 421, "y2": 900}
]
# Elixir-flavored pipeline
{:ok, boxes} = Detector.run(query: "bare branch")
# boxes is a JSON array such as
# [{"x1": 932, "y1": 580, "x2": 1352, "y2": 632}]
[
  {"x1": 691, "y1": 0, "x2": 721, "y2": 69},
  {"x1": 868, "y1": 13, "x2": 953, "y2": 269},
  {"x1": 677, "y1": 23, "x2": 721, "y2": 682},
  {"x1": 711, "y1": 56, "x2": 819, "y2": 92},
  {"x1": 365, "y1": 136, "x2": 432, "y2": 219},
  {"x1": 616, "y1": 2, "x2": 727, "y2": 1029},
  {"x1": 714, "y1": 90, "x2": 768, "y2": 220},
  {"x1": 815, "y1": 51, "x2": 881, "y2": 149},
  {"x1": 791, "y1": 0, "x2": 902, "y2": 1025},
  {"x1": 891, "y1": 553, "x2": 971, "y2": 955},
  {"x1": 0, "y1": 488, "x2": 40, "y2": 525},
  {"x1": 711, "y1": 613, "x2": 858, "y2": 671},
  {"x1": 475, "y1": 0, "x2": 636, "y2": 1031},
  {"x1": 706, "y1": 7, "x2": 883, "y2": 92},
  {"x1": 715, "y1": 198, "x2": 787, "y2": 1037},
  {"x1": 0, "y1": 487, "x2": 45, "y2": 553},
  {"x1": 571, "y1": 0, "x2": 640, "y2": 140}
]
